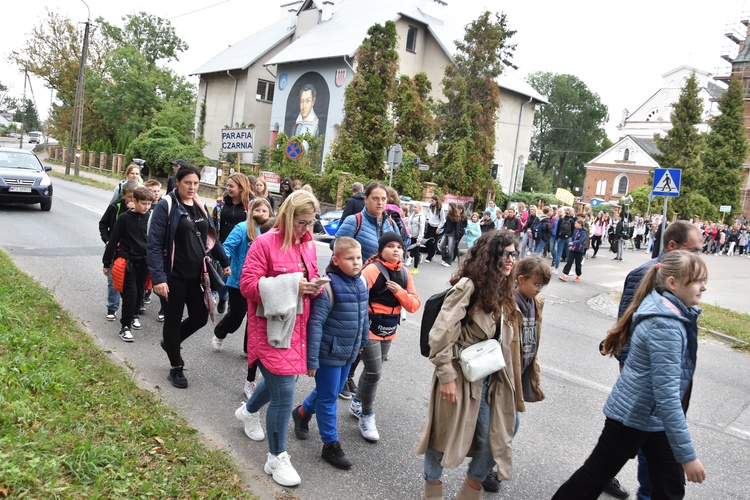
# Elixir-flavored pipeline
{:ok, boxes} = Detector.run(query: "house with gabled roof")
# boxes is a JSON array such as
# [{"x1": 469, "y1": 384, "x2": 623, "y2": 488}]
[
  {"x1": 191, "y1": 0, "x2": 546, "y2": 194},
  {"x1": 582, "y1": 135, "x2": 661, "y2": 205}
]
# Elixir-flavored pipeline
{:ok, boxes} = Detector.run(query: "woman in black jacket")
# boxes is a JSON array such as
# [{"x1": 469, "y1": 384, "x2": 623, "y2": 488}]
[
  {"x1": 147, "y1": 164, "x2": 231, "y2": 389},
  {"x1": 439, "y1": 202, "x2": 462, "y2": 267}
]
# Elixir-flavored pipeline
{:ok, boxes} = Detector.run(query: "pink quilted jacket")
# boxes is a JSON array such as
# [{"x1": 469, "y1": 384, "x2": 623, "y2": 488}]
[{"x1": 240, "y1": 228, "x2": 319, "y2": 375}]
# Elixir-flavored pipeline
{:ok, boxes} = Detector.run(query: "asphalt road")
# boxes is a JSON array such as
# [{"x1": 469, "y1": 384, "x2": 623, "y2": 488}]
[{"x1": 2, "y1": 176, "x2": 749, "y2": 499}]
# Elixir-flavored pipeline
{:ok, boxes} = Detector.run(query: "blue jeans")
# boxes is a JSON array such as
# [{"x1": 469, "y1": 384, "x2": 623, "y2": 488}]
[
  {"x1": 440, "y1": 234, "x2": 456, "y2": 264},
  {"x1": 549, "y1": 235, "x2": 558, "y2": 259},
  {"x1": 553, "y1": 236, "x2": 571, "y2": 268},
  {"x1": 520, "y1": 231, "x2": 532, "y2": 258},
  {"x1": 246, "y1": 361, "x2": 296, "y2": 455},
  {"x1": 106, "y1": 267, "x2": 120, "y2": 312},
  {"x1": 302, "y1": 364, "x2": 350, "y2": 444},
  {"x1": 423, "y1": 377, "x2": 495, "y2": 483},
  {"x1": 533, "y1": 238, "x2": 547, "y2": 255}
]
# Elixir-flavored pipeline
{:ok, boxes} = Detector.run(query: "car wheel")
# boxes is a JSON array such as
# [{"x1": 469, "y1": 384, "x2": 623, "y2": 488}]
[{"x1": 40, "y1": 199, "x2": 52, "y2": 211}]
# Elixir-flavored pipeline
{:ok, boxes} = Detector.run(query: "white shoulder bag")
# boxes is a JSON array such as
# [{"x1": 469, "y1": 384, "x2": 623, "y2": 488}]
[{"x1": 457, "y1": 315, "x2": 506, "y2": 382}]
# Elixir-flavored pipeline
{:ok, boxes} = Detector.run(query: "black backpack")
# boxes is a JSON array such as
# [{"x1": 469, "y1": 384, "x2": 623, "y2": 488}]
[
  {"x1": 558, "y1": 217, "x2": 572, "y2": 238},
  {"x1": 531, "y1": 218, "x2": 544, "y2": 240},
  {"x1": 420, "y1": 289, "x2": 476, "y2": 357}
]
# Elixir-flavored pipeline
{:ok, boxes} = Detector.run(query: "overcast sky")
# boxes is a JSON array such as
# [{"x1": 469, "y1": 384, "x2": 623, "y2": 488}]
[{"x1": 2, "y1": 0, "x2": 748, "y2": 140}]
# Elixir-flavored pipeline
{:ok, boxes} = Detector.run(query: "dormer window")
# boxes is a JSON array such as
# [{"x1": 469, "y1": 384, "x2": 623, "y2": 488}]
[{"x1": 406, "y1": 26, "x2": 418, "y2": 53}]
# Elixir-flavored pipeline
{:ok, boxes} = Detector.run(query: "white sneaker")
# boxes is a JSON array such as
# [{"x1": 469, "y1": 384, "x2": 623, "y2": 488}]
[
  {"x1": 264, "y1": 451, "x2": 301, "y2": 487},
  {"x1": 553, "y1": 268, "x2": 559, "y2": 275},
  {"x1": 243, "y1": 380, "x2": 256, "y2": 400},
  {"x1": 132, "y1": 316, "x2": 141, "y2": 330},
  {"x1": 441, "y1": 261, "x2": 451, "y2": 267},
  {"x1": 212, "y1": 335, "x2": 224, "y2": 351},
  {"x1": 359, "y1": 413, "x2": 380, "y2": 442},
  {"x1": 234, "y1": 403, "x2": 264, "y2": 441},
  {"x1": 349, "y1": 398, "x2": 362, "y2": 419},
  {"x1": 404, "y1": 257, "x2": 413, "y2": 266}
]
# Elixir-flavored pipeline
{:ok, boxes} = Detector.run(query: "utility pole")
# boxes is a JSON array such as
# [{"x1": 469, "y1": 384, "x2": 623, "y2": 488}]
[{"x1": 65, "y1": 16, "x2": 91, "y2": 176}]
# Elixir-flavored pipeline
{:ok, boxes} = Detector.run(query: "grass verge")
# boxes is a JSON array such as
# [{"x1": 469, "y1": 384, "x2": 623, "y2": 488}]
[
  {"x1": 699, "y1": 303, "x2": 750, "y2": 350},
  {"x1": 48, "y1": 169, "x2": 117, "y2": 191},
  {"x1": 0, "y1": 250, "x2": 257, "y2": 499}
]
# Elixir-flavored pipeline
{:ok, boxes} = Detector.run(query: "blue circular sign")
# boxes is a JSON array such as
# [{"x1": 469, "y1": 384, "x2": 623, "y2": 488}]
[{"x1": 285, "y1": 140, "x2": 302, "y2": 160}]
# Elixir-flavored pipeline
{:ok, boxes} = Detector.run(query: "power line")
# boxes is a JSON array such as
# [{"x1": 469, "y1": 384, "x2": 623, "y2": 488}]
[{"x1": 170, "y1": 0, "x2": 231, "y2": 20}]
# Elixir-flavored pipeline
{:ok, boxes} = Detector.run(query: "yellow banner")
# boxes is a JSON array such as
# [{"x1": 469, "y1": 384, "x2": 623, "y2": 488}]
[{"x1": 555, "y1": 188, "x2": 574, "y2": 206}]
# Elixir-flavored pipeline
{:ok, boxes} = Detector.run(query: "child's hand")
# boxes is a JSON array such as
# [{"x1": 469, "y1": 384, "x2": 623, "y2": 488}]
[
  {"x1": 682, "y1": 459, "x2": 705, "y2": 483},
  {"x1": 385, "y1": 279, "x2": 403, "y2": 294},
  {"x1": 222, "y1": 266, "x2": 231, "y2": 276},
  {"x1": 126, "y1": 200, "x2": 135, "y2": 209},
  {"x1": 102, "y1": 267, "x2": 109, "y2": 276},
  {"x1": 307, "y1": 369, "x2": 317, "y2": 377}
]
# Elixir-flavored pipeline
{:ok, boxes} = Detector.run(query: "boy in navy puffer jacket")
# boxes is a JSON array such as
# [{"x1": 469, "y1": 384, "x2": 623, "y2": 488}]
[{"x1": 291, "y1": 237, "x2": 369, "y2": 469}]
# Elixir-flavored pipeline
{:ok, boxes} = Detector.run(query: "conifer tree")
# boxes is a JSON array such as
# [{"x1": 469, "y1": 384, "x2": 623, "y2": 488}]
[
  {"x1": 655, "y1": 73, "x2": 705, "y2": 219},
  {"x1": 701, "y1": 77, "x2": 747, "y2": 218},
  {"x1": 434, "y1": 11, "x2": 516, "y2": 198},
  {"x1": 393, "y1": 73, "x2": 436, "y2": 159},
  {"x1": 327, "y1": 21, "x2": 398, "y2": 179}
]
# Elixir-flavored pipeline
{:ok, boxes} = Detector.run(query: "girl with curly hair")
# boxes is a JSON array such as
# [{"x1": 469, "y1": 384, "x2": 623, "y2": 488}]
[{"x1": 414, "y1": 230, "x2": 520, "y2": 499}]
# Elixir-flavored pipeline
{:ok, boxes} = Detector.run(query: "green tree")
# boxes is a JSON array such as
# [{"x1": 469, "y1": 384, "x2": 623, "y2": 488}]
[
  {"x1": 434, "y1": 11, "x2": 516, "y2": 198},
  {"x1": 701, "y1": 77, "x2": 747, "y2": 218},
  {"x1": 393, "y1": 73, "x2": 436, "y2": 158},
  {"x1": 127, "y1": 126, "x2": 208, "y2": 177},
  {"x1": 520, "y1": 160, "x2": 551, "y2": 193},
  {"x1": 98, "y1": 12, "x2": 188, "y2": 67},
  {"x1": 12, "y1": 99, "x2": 40, "y2": 131},
  {"x1": 527, "y1": 71, "x2": 610, "y2": 191},
  {"x1": 655, "y1": 72, "x2": 705, "y2": 219},
  {"x1": 327, "y1": 21, "x2": 399, "y2": 179}
]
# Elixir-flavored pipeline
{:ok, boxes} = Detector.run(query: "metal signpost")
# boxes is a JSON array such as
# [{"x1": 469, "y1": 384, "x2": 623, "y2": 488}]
[
  {"x1": 652, "y1": 168, "x2": 682, "y2": 253},
  {"x1": 387, "y1": 144, "x2": 403, "y2": 187}
]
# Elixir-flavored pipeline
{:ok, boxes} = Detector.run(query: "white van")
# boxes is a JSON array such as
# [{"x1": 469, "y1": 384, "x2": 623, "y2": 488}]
[{"x1": 28, "y1": 131, "x2": 44, "y2": 144}]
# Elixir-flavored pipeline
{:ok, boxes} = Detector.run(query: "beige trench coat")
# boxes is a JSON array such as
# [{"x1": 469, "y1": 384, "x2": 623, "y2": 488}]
[{"x1": 413, "y1": 278, "x2": 518, "y2": 480}]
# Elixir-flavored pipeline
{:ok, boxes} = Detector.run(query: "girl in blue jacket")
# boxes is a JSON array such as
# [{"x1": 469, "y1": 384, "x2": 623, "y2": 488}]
[
  {"x1": 559, "y1": 218, "x2": 587, "y2": 282},
  {"x1": 212, "y1": 197, "x2": 274, "y2": 399},
  {"x1": 553, "y1": 250, "x2": 707, "y2": 499}
]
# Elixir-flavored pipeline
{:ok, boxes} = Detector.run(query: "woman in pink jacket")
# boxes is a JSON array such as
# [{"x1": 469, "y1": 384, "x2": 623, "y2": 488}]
[{"x1": 234, "y1": 190, "x2": 322, "y2": 488}]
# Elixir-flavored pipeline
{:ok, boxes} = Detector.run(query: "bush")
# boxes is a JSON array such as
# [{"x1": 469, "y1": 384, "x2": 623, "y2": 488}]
[{"x1": 126, "y1": 126, "x2": 210, "y2": 177}]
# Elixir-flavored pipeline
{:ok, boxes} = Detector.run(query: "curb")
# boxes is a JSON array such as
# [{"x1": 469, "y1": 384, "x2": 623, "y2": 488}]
[{"x1": 700, "y1": 326, "x2": 749, "y2": 348}]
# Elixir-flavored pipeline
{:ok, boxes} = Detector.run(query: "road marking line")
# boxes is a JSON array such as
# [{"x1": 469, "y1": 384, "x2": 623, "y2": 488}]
[{"x1": 70, "y1": 202, "x2": 104, "y2": 216}]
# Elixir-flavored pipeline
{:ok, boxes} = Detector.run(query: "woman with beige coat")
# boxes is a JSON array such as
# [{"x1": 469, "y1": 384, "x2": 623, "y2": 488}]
[{"x1": 414, "y1": 230, "x2": 520, "y2": 499}]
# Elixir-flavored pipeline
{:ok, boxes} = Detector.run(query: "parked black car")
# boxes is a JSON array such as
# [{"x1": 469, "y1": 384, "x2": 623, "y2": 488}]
[{"x1": 0, "y1": 147, "x2": 53, "y2": 211}]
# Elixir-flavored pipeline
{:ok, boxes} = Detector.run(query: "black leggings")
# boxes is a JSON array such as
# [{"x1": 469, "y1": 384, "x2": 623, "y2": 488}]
[
  {"x1": 591, "y1": 235, "x2": 602, "y2": 256},
  {"x1": 214, "y1": 287, "x2": 247, "y2": 339},
  {"x1": 411, "y1": 243, "x2": 421, "y2": 269},
  {"x1": 552, "y1": 418, "x2": 684, "y2": 500},
  {"x1": 162, "y1": 276, "x2": 208, "y2": 367},
  {"x1": 425, "y1": 225, "x2": 439, "y2": 261}
]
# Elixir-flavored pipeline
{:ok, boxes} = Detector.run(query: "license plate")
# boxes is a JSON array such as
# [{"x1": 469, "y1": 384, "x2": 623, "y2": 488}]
[{"x1": 9, "y1": 186, "x2": 32, "y2": 193}]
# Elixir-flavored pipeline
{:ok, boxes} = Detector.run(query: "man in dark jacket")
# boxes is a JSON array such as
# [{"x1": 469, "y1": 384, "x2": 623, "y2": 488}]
[
  {"x1": 610, "y1": 211, "x2": 624, "y2": 261},
  {"x1": 602, "y1": 220, "x2": 703, "y2": 500},
  {"x1": 339, "y1": 182, "x2": 365, "y2": 225}
]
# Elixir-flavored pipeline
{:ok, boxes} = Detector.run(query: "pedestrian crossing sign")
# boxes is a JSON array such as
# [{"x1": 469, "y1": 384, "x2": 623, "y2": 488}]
[{"x1": 652, "y1": 168, "x2": 681, "y2": 197}]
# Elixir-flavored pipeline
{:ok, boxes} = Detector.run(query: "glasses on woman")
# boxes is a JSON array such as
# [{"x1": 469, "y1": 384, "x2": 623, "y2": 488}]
[
  {"x1": 501, "y1": 250, "x2": 519, "y2": 260},
  {"x1": 295, "y1": 220, "x2": 316, "y2": 228}
]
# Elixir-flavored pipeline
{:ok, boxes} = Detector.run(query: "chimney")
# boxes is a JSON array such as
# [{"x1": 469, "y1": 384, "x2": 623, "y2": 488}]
[
  {"x1": 280, "y1": 1, "x2": 303, "y2": 29},
  {"x1": 321, "y1": 1, "x2": 334, "y2": 22}
]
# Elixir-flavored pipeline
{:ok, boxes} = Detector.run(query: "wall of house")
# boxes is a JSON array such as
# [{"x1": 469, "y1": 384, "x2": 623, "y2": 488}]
[
  {"x1": 583, "y1": 165, "x2": 651, "y2": 204},
  {"x1": 394, "y1": 19, "x2": 450, "y2": 103},
  {"x1": 493, "y1": 91, "x2": 537, "y2": 193},
  {"x1": 270, "y1": 59, "x2": 352, "y2": 161}
]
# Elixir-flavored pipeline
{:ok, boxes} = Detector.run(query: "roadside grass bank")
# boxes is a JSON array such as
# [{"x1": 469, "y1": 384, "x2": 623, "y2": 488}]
[
  {"x1": 699, "y1": 303, "x2": 750, "y2": 350},
  {"x1": 48, "y1": 169, "x2": 116, "y2": 191},
  {"x1": 0, "y1": 250, "x2": 257, "y2": 499}
]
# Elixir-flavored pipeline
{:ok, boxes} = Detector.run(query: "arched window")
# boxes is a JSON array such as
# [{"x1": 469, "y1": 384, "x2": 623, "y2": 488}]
[
  {"x1": 617, "y1": 175, "x2": 628, "y2": 194},
  {"x1": 623, "y1": 148, "x2": 630, "y2": 161}
]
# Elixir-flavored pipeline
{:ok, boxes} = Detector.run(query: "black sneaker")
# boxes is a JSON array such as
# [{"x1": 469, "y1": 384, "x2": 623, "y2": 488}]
[
  {"x1": 339, "y1": 377, "x2": 356, "y2": 400},
  {"x1": 106, "y1": 309, "x2": 117, "y2": 321},
  {"x1": 143, "y1": 290, "x2": 152, "y2": 304},
  {"x1": 322, "y1": 441, "x2": 353, "y2": 469},
  {"x1": 292, "y1": 405, "x2": 311, "y2": 440},
  {"x1": 139, "y1": 305, "x2": 147, "y2": 315},
  {"x1": 217, "y1": 299, "x2": 228, "y2": 314},
  {"x1": 167, "y1": 366, "x2": 188, "y2": 389},
  {"x1": 157, "y1": 308, "x2": 165, "y2": 322},
  {"x1": 119, "y1": 326, "x2": 134, "y2": 343},
  {"x1": 481, "y1": 470, "x2": 501, "y2": 493},
  {"x1": 603, "y1": 478, "x2": 630, "y2": 499}
]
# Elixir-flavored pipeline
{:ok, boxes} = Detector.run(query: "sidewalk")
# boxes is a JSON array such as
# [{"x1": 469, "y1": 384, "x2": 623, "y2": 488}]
[{"x1": 42, "y1": 153, "x2": 219, "y2": 209}]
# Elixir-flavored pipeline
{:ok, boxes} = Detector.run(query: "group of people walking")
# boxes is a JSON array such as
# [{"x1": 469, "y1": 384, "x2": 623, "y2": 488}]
[{"x1": 100, "y1": 168, "x2": 709, "y2": 498}]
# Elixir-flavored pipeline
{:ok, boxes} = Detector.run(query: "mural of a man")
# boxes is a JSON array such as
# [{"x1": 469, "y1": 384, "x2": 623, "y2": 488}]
[{"x1": 293, "y1": 84, "x2": 319, "y2": 137}]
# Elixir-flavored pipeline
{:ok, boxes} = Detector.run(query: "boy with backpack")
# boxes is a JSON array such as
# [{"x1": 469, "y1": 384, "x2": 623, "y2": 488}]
[
  {"x1": 102, "y1": 186, "x2": 156, "y2": 341},
  {"x1": 99, "y1": 181, "x2": 138, "y2": 321},
  {"x1": 291, "y1": 237, "x2": 369, "y2": 469}
]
